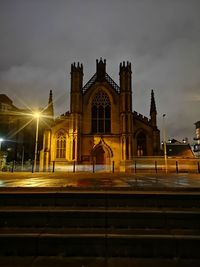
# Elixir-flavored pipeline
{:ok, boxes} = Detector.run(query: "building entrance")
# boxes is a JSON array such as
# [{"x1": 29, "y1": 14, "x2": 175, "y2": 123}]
[{"x1": 94, "y1": 146, "x2": 105, "y2": 164}]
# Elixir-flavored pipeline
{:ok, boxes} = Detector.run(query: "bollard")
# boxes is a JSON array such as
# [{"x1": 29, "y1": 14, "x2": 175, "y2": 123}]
[
  {"x1": 134, "y1": 160, "x2": 137, "y2": 173},
  {"x1": 176, "y1": 161, "x2": 179, "y2": 173},
  {"x1": 52, "y1": 161, "x2": 55, "y2": 172},
  {"x1": 112, "y1": 160, "x2": 115, "y2": 173},
  {"x1": 31, "y1": 161, "x2": 34, "y2": 173},
  {"x1": 93, "y1": 161, "x2": 95, "y2": 173},
  {"x1": 155, "y1": 160, "x2": 157, "y2": 174},
  {"x1": 11, "y1": 160, "x2": 14, "y2": 173},
  {"x1": 73, "y1": 161, "x2": 76, "y2": 173}
]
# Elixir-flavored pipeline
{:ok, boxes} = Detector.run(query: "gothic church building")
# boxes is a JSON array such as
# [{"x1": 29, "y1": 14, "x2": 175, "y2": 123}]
[{"x1": 40, "y1": 59, "x2": 160, "y2": 171}]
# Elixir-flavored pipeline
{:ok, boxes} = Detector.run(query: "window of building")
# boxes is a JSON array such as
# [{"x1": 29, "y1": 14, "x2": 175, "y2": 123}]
[
  {"x1": 91, "y1": 90, "x2": 111, "y2": 133},
  {"x1": 0, "y1": 103, "x2": 11, "y2": 111},
  {"x1": 56, "y1": 131, "x2": 66, "y2": 158}
]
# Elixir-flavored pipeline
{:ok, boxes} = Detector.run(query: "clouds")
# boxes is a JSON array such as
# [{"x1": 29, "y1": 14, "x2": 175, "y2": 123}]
[
  {"x1": 0, "y1": 0, "x2": 200, "y2": 141},
  {"x1": 134, "y1": 36, "x2": 200, "y2": 141},
  {"x1": 0, "y1": 64, "x2": 68, "y2": 113}
]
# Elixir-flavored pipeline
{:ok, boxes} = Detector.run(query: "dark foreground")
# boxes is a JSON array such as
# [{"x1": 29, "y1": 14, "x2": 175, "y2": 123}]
[{"x1": 0, "y1": 187, "x2": 200, "y2": 266}]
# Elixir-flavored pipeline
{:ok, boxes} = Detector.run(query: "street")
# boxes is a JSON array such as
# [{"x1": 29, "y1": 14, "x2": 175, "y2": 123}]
[{"x1": 0, "y1": 172, "x2": 200, "y2": 188}]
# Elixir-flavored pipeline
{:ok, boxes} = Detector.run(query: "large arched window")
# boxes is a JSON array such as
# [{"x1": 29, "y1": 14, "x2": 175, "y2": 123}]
[
  {"x1": 56, "y1": 130, "x2": 66, "y2": 158},
  {"x1": 92, "y1": 90, "x2": 111, "y2": 133}
]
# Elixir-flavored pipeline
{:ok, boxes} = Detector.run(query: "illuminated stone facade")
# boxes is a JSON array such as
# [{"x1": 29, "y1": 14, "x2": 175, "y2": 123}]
[{"x1": 40, "y1": 59, "x2": 160, "y2": 170}]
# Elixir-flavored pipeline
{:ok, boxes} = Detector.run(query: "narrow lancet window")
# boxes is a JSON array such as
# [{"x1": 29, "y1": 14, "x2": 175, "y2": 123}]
[{"x1": 56, "y1": 131, "x2": 66, "y2": 158}]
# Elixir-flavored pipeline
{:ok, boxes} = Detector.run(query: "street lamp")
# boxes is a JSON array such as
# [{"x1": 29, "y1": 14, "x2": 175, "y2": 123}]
[
  {"x1": 162, "y1": 114, "x2": 168, "y2": 173},
  {"x1": 33, "y1": 112, "x2": 40, "y2": 172}
]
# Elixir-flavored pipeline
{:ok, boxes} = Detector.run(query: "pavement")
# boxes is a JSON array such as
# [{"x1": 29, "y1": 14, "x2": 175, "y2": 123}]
[{"x1": 0, "y1": 171, "x2": 200, "y2": 189}]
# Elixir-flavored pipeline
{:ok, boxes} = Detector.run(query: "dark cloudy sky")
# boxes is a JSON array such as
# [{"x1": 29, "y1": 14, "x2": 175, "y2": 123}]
[{"x1": 0, "y1": 0, "x2": 200, "y2": 142}]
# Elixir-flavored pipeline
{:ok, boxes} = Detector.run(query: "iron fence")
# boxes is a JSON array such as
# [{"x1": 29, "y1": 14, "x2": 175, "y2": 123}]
[{"x1": 1, "y1": 157, "x2": 200, "y2": 173}]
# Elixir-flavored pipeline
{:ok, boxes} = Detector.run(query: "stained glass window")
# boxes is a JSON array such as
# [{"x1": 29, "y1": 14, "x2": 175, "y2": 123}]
[
  {"x1": 56, "y1": 131, "x2": 66, "y2": 158},
  {"x1": 92, "y1": 90, "x2": 111, "y2": 133}
]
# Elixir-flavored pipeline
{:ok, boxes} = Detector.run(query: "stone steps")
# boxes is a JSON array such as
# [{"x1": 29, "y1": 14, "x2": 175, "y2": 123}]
[
  {"x1": 0, "y1": 209, "x2": 200, "y2": 229},
  {"x1": 1, "y1": 233, "x2": 200, "y2": 257},
  {"x1": 0, "y1": 190, "x2": 200, "y2": 208},
  {"x1": 1, "y1": 227, "x2": 200, "y2": 235},
  {"x1": 0, "y1": 189, "x2": 200, "y2": 265},
  {"x1": 1, "y1": 256, "x2": 200, "y2": 267}
]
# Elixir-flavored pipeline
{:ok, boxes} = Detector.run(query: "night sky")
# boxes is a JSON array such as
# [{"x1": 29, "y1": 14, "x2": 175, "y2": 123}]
[{"x1": 0, "y1": 0, "x2": 200, "y2": 142}]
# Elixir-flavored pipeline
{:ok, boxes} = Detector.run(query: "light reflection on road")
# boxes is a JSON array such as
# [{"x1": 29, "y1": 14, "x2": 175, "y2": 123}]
[{"x1": 0, "y1": 173, "x2": 200, "y2": 188}]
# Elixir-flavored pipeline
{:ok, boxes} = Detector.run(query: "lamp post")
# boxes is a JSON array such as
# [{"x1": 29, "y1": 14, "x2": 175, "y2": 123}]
[
  {"x1": 163, "y1": 114, "x2": 168, "y2": 173},
  {"x1": 33, "y1": 113, "x2": 40, "y2": 172}
]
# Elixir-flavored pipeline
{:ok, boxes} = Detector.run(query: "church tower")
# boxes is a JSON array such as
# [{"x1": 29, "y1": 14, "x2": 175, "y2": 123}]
[
  {"x1": 119, "y1": 61, "x2": 133, "y2": 160},
  {"x1": 45, "y1": 89, "x2": 54, "y2": 120},
  {"x1": 150, "y1": 89, "x2": 157, "y2": 128},
  {"x1": 70, "y1": 62, "x2": 83, "y2": 113},
  {"x1": 150, "y1": 89, "x2": 160, "y2": 155},
  {"x1": 70, "y1": 62, "x2": 83, "y2": 162},
  {"x1": 96, "y1": 58, "x2": 106, "y2": 82}
]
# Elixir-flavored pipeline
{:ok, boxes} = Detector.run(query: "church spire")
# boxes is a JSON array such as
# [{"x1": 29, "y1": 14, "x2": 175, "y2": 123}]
[
  {"x1": 150, "y1": 89, "x2": 157, "y2": 114},
  {"x1": 47, "y1": 89, "x2": 54, "y2": 119},
  {"x1": 150, "y1": 89, "x2": 157, "y2": 128},
  {"x1": 48, "y1": 89, "x2": 53, "y2": 104}
]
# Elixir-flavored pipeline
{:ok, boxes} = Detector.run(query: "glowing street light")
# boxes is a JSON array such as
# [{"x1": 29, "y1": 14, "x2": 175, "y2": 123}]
[
  {"x1": 33, "y1": 112, "x2": 40, "y2": 172},
  {"x1": 162, "y1": 114, "x2": 168, "y2": 173}
]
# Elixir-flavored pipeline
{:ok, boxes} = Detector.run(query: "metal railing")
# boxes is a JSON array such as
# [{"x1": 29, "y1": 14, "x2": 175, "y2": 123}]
[
  {"x1": 105, "y1": 73, "x2": 120, "y2": 94},
  {"x1": 82, "y1": 73, "x2": 120, "y2": 94},
  {"x1": 1, "y1": 157, "x2": 200, "y2": 173},
  {"x1": 82, "y1": 74, "x2": 97, "y2": 94}
]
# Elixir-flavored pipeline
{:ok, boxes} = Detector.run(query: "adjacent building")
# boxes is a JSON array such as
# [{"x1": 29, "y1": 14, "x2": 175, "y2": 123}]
[
  {"x1": 194, "y1": 121, "x2": 200, "y2": 157},
  {"x1": 0, "y1": 93, "x2": 53, "y2": 165},
  {"x1": 166, "y1": 139, "x2": 194, "y2": 158}
]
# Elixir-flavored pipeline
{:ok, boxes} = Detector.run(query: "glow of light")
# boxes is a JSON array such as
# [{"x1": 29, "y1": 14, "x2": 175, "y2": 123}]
[
  {"x1": 0, "y1": 138, "x2": 4, "y2": 142},
  {"x1": 1, "y1": 95, "x2": 54, "y2": 141},
  {"x1": 33, "y1": 112, "x2": 40, "y2": 119}
]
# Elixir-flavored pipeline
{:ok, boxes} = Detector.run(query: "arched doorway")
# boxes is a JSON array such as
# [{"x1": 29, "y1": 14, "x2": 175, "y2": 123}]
[
  {"x1": 91, "y1": 140, "x2": 113, "y2": 166},
  {"x1": 94, "y1": 146, "x2": 106, "y2": 164}
]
